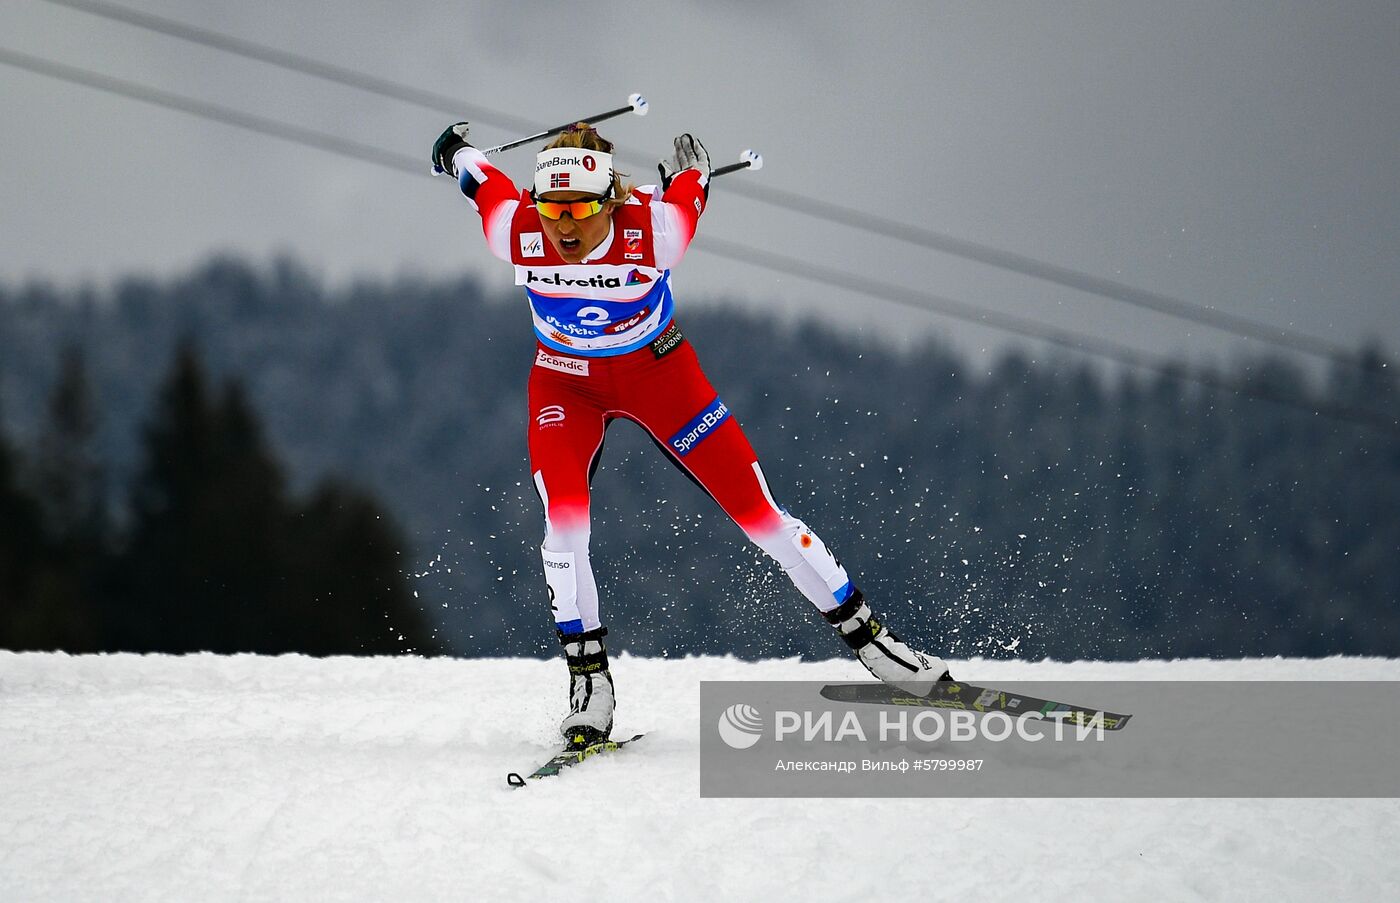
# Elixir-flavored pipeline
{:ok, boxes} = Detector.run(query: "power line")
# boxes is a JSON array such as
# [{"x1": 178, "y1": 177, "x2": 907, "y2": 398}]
[
  {"x1": 0, "y1": 47, "x2": 424, "y2": 175},
  {"x1": 691, "y1": 236, "x2": 1399, "y2": 435},
  {"x1": 735, "y1": 183, "x2": 1362, "y2": 366},
  {"x1": 3, "y1": 46, "x2": 1395, "y2": 436},
  {"x1": 38, "y1": 0, "x2": 537, "y2": 135},
  {"x1": 35, "y1": 0, "x2": 1364, "y2": 368}
]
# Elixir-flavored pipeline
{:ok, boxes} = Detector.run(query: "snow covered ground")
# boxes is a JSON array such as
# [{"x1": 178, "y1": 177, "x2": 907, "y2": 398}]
[{"x1": 3, "y1": 652, "x2": 1398, "y2": 902}]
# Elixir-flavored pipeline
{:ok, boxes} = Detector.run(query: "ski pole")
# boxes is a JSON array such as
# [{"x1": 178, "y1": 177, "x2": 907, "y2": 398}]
[
  {"x1": 711, "y1": 149, "x2": 763, "y2": 179},
  {"x1": 481, "y1": 93, "x2": 649, "y2": 155}
]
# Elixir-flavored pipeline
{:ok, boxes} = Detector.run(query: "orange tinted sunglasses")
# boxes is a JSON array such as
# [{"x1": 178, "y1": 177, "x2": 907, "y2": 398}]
[{"x1": 534, "y1": 197, "x2": 608, "y2": 220}]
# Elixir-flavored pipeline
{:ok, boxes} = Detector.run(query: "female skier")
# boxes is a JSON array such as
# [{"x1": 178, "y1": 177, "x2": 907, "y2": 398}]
[{"x1": 431, "y1": 121, "x2": 950, "y2": 747}]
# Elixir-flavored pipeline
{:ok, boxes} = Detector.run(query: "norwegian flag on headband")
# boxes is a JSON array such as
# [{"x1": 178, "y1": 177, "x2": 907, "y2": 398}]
[{"x1": 550, "y1": 172, "x2": 570, "y2": 189}]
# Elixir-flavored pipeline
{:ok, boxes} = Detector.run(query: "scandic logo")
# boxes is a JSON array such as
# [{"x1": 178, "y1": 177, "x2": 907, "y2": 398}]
[{"x1": 535, "y1": 349, "x2": 589, "y2": 376}]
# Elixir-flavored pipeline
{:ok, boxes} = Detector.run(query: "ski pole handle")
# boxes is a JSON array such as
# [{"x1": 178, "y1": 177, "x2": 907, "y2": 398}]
[
  {"x1": 712, "y1": 148, "x2": 763, "y2": 179},
  {"x1": 481, "y1": 93, "x2": 648, "y2": 155}
]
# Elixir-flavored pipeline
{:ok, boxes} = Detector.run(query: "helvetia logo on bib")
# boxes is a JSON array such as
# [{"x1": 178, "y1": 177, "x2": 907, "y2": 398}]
[
  {"x1": 717, "y1": 703, "x2": 763, "y2": 749},
  {"x1": 625, "y1": 269, "x2": 652, "y2": 286}
]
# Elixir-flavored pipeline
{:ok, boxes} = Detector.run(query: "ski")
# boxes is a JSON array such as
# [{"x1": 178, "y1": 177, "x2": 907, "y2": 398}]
[
  {"x1": 507, "y1": 733, "x2": 646, "y2": 787},
  {"x1": 820, "y1": 682, "x2": 1132, "y2": 731}
]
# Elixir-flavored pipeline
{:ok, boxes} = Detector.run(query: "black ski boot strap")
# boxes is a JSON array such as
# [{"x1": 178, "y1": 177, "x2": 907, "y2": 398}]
[
  {"x1": 823, "y1": 589, "x2": 885, "y2": 651},
  {"x1": 559, "y1": 625, "x2": 610, "y2": 675}
]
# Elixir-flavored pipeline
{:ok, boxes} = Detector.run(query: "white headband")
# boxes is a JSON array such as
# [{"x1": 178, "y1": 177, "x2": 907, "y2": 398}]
[{"x1": 533, "y1": 149, "x2": 614, "y2": 197}]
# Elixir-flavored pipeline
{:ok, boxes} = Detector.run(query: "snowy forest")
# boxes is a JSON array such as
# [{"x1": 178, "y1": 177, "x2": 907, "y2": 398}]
[{"x1": 2, "y1": 256, "x2": 1397, "y2": 661}]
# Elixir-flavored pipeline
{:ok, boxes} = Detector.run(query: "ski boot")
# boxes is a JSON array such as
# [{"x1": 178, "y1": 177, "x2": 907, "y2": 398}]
[
  {"x1": 559, "y1": 626, "x2": 615, "y2": 750},
  {"x1": 824, "y1": 589, "x2": 952, "y2": 696}
]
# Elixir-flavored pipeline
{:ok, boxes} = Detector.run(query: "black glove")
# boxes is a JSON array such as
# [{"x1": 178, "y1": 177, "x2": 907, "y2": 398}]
[
  {"x1": 431, "y1": 122, "x2": 472, "y2": 177},
  {"x1": 658, "y1": 133, "x2": 710, "y2": 190}
]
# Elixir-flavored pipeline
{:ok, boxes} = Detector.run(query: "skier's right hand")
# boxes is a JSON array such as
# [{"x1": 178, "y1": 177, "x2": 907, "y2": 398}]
[{"x1": 431, "y1": 122, "x2": 473, "y2": 177}]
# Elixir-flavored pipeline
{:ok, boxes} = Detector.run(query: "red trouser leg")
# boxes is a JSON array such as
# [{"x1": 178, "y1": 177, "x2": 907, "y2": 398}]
[
  {"x1": 609, "y1": 340, "x2": 783, "y2": 536},
  {"x1": 527, "y1": 361, "x2": 608, "y2": 635},
  {"x1": 611, "y1": 339, "x2": 856, "y2": 611},
  {"x1": 526, "y1": 335, "x2": 858, "y2": 637}
]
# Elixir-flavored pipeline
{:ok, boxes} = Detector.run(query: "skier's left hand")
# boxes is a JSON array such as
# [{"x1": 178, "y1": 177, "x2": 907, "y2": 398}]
[
  {"x1": 432, "y1": 122, "x2": 473, "y2": 177},
  {"x1": 658, "y1": 134, "x2": 710, "y2": 190}
]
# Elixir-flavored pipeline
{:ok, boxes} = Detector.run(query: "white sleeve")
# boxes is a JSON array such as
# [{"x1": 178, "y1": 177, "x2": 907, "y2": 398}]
[
  {"x1": 647, "y1": 185, "x2": 698, "y2": 270},
  {"x1": 480, "y1": 199, "x2": 518, "y2": 263},
  {"x1": 454, "y1": 147, "x2": 521, "y2": 263}
]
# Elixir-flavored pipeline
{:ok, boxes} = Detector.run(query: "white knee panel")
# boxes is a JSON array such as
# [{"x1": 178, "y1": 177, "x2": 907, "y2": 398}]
[
  {"x1": 749, "y1": 513, "x2": 854, "y2": 613},
  {"x1": 789, "y1": 526, "x2": 855, "y2": 605}
]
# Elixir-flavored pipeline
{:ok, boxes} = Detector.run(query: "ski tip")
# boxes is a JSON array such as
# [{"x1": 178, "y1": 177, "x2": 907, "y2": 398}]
[
  {"x1": 506, "y1": 772, "x2": 527, "y2": 788},
  {"x1": 819, "y1": 683, "x2": 862, "y2": 701}
]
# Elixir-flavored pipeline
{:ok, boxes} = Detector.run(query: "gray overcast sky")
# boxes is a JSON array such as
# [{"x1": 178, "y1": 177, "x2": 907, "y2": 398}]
[{"x1": 2, "y1": 0, "x2": 1397, "y2": 366}]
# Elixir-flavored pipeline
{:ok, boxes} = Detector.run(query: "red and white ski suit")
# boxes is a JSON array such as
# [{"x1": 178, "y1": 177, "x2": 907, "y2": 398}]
[{"x1": 453, "y1": 146, "x2": 855, "y2": 635}]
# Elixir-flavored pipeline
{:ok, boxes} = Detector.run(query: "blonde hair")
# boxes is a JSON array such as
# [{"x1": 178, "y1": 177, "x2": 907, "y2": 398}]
[{"x1": 543, "y1": 122, "x2": 634, "y2": 207}]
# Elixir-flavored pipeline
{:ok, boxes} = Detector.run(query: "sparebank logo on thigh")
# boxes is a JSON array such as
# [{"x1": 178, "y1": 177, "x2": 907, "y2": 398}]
[{"x1": 668, "y1": 397, "x2": 730, "y2": 457}]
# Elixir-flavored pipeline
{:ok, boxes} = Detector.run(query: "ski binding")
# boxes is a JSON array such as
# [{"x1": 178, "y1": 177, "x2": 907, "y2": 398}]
[{"x1": 507, "y1": 733, "x2": 646, "y2": 786}]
